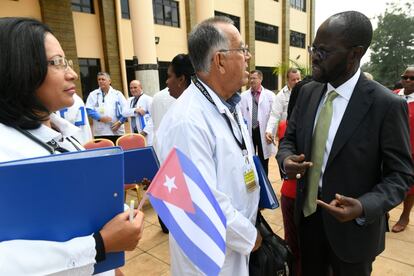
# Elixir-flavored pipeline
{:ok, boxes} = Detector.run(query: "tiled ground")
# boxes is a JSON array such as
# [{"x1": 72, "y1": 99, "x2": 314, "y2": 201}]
[{"x1": 121, "y1": 158, "x2": 414, "y2": 276}]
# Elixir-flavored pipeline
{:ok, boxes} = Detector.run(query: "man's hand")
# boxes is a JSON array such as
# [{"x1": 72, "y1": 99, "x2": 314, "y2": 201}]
[
  {"x1": 135, "y1": 107, "x2": 146, "y2": 116},
  {"x1": 265, "y1": 132, "x2": 274, "y2": 144},
  {"x1": 111, "y1": 121, "x2": 122, "y2": 132},
  {"x1": 317, "y1": 194, "x2": 363, "y2": 223},
  {"x1": 100, "y1": 209, "x2": 145, "y2": 252},
  {"x1": 283, "y1": 154, "x2": 312, "y2": 179},
  {"x1": 99, "y1": 116, "x2": 112, "y2": 123},
  {"x1": 139, "y1": 131, "x2": 147, "y2": 137},
  {"x1": 251, "y1": 229, "x2": 262, "y2": 252}
]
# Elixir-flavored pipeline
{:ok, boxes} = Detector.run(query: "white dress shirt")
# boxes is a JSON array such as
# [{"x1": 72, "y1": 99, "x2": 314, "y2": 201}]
[{"x1": 315, "y1": 69, "x2": 361, "y2": 188}]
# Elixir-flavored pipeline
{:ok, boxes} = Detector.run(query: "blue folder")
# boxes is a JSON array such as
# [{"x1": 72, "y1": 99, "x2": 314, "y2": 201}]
[
  {"x1": 0, "y1": 147, "x2": 125, "y2": 274},
  {"x1": 253, "y1": 155, "x2": 279, "y2": 209},
  {"x1": 123, "y1": 146, "x2": 160, "y2": 185}
]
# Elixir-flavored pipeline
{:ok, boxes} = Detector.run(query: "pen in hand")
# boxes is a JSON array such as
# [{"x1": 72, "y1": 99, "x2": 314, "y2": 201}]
[{"x1": 129, "y1": 200, "x2": 135, "y2": 222}]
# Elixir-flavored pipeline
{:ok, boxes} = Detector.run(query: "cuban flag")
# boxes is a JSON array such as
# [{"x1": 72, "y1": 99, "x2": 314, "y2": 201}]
[{"x1": 146, "y1": 147, "x2": 227, "y2": 275}]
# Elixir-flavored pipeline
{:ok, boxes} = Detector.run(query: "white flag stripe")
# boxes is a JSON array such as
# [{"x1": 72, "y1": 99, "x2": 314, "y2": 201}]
[
  {"x1": 164, "y1": 201, "x2": 225, "y2": 267},
  {"x1": 184, "y1": 174, "x2": 226, "y2": 237}
]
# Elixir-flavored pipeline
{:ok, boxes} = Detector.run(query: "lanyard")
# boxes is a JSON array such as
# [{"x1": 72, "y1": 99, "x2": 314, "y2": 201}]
[
  {"x1": 13, "y1": 126, "x2": 80, "y2": 154},
  {"x1": 130, "y1": 94, "x2": 142, "y2": 108},
  {"x1": 193, "y1": 78, "x2": 247, "y2": 151}
]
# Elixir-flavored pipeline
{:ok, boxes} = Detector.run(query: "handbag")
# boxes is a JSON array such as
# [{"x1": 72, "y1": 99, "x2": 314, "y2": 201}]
[{"x1": 249, "y1": 212, "x2": 294, "y2": 276}]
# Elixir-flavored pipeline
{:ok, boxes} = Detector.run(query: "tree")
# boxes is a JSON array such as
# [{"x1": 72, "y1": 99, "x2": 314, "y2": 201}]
[{"x1": 367, "y1": 1, "x2": 414, "y2": 88}]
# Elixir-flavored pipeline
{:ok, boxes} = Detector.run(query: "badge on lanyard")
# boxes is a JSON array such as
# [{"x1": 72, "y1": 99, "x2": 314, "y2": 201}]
[
  {"x1": 242, "y1": 150, "x2": 257, "y2": 192},
  {"x1": 98, "y1": 106, "x2": 105, "y2": 115}
]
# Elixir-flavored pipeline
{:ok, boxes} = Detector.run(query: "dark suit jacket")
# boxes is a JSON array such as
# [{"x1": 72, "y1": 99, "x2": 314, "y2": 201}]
[{"x1": 277, "y1": 73, "x2": 414, "y2": 263}]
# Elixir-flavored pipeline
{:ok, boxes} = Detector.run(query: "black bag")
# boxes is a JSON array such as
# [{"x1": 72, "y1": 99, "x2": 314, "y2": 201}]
[{"x1": 249, "y1": 212, "x2": 294, "y2": 276}]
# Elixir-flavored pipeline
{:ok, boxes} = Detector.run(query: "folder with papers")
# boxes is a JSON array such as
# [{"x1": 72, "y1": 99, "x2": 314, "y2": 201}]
[
  {"x1": 0, "y1": 147, "x2": 125, "y2": 274},
  {"x1": 253, "y1": 155, "x2": 279, "y2": 209},
  {"x1": 123, "y1": 146, "x2": 160, "y2": 184}
]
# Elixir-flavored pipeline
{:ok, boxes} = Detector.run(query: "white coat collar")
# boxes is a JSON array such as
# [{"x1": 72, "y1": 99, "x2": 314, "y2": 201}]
[{"x1": 29, "y1": 113, "x2": 81, "y2": 143}]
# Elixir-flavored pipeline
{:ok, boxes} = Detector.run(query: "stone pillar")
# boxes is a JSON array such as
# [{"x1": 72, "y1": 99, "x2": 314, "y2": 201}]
[
  {"x1": 98, "y1": 0, "x2": 123, "y2": 92},
  {"x1": 185, "y1": 0, "x2": 197, "y2": 33},
  {"x1": 308, "y1": 0, "x2": 315, "y2": 68},
  {"x1": 195, "y1": 0, "x2": 214, "y2": 23},
  {"x1": 244, "y1": 0, "x2": 255, "y2": 73},
  {"x1": 39, "y1": 0, "x2": 82, "y2": 96},
  {"x1": 129, "y1": 0, "x2": 159, "y2": 96},
  {"x1": 281, "y1": 0, "x2": 290, "y2": 89}
]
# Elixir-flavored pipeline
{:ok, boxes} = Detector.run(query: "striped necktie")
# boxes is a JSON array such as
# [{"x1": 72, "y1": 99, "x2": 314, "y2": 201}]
[{"x1": 252, "y1": 91, "x2": 259, "y2": 129}]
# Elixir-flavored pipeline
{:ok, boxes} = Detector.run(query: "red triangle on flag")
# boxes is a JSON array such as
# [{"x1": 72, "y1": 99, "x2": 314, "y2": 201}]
[{"x1": 147, "y1": 148, "x2": 195, "y2": 213}]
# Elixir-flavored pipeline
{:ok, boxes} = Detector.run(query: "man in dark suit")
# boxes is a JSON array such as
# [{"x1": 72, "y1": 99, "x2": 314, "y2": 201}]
[{"x1": 276, "y1": 11, "x2": 414, "y2": 276}]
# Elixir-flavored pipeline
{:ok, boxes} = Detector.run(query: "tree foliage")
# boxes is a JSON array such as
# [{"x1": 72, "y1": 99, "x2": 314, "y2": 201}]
[{"x1": 366, "y1": 1, "x2": 414, "y2": 88}]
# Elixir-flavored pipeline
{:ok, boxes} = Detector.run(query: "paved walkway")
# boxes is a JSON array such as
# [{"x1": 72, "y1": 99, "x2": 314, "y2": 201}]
[{"x1": 121, "y1": 158, "x2": 414, "y2": 276}]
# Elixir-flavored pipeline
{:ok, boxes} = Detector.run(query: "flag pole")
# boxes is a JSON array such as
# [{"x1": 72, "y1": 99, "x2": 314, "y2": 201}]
[{"x1": 137, "y1": 192, "x2": 148, "y2": 210}]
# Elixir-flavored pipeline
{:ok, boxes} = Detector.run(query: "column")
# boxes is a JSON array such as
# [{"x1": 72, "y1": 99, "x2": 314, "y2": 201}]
[{"x1": 129, "y1": 0, "x2": 160, "y2": 96}]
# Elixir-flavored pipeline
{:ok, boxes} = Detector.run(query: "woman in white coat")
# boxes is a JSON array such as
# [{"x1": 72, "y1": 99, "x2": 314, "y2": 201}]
[
  {"x1": 240, "y1": 70, "x2": 276, "y2": 175},
  {"x1": 0, "y1": 17, "x2": 144, "y2": 275}
]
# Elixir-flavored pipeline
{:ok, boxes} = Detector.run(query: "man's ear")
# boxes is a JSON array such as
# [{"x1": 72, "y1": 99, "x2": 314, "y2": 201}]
[
  {"x1": 212, "y1": 52, "x2": 226, "y2": 74},
  {"x1": 349, "y1": 46, "x2": 365, "y2": 63}
]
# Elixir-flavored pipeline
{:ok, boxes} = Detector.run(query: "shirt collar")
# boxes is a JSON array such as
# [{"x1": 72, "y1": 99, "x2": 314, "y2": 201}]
[
  {"x1": 398, "y1": 89, "x2": 414, "y2": 102},
  {"x1": 196, "y1": 79, "x2": 241, "y2": 114},
  {"x1": 327, "y1": 68, "x2": 361, "y2": 101},
  {"x1": 251, "y1": 86, "x2": 262, "y2": 94},
  {"x1": 29, "y1": 113, "x2": 81, "y2": 143}
]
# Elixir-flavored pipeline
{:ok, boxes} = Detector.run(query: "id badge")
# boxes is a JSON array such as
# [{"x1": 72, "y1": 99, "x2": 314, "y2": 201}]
[
  {"x1": 98, "y1": 106, "x2": 105, "y2": 115},
  {"x1": 242, "y1": 150, "x2": 257, "y2": 192}
]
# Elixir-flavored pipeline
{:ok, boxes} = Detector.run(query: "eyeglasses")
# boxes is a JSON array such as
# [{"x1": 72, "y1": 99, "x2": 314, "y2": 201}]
[
  {"x1": 219, "y1": 45, "x2": 250, "y2": 56},
  {"x1": 307, "y1": 45, "x2": 351, "y2": 61},
  {"x1": 48, "y1": 56, "x2": 73, "y2": 71},
  {"x1": 401, "y1": 76, "x2": 414, "y2": 81}
]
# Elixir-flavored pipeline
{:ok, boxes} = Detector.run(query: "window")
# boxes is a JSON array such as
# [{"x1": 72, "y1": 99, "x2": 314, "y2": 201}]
[
  {"x1": 71, "y1": 0, "x2": 94, "y2": 13},
  {"x1": 78, "y1": 58, "x2": 101, "y2": 101},
  {"x1": 214, "y1": 11, "x2": 240, "y2": 32},
  {"x1": 290, "y1": 0, "x2": 306, "y2": 12},
  {"x1": 290, "y1": 31, "x2": 306, "y2": 48},
  {"x1": 255, "y1": 21, "x2": 278, "y2": 44},
  {"x1": 121, "y1": 0, "x2": 130, "y2": 19},
  {"x1": 158, "y1": 61, "x2": 170, "y2": 90},
  {"x1": 256, "y1": 66, "x2": 278, "y2": 91},
  {"x1": 153, "y1": 0, "x2": 180, "y2": 27}
]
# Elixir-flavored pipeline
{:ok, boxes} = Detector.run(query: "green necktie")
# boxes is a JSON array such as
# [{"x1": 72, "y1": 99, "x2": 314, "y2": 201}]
[{"x1": 303, "y1": 90, "x2": 339, "y2": 217}]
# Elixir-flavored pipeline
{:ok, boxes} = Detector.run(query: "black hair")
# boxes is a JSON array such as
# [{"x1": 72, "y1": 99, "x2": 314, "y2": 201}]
[
  {"x1": 171, "y1": 54, "x2": 195, "y2": 87},
  {"x1": 0, "y1": 17, "x2": 52, "y2": 129},
  {"x1": 330, "y1": 11, "x2": 373, "y2": 54}
]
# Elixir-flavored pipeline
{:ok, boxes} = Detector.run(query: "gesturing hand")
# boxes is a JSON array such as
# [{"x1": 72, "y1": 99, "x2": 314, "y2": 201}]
[
  {"x1": 317, "y1": 194, "x2": 363, "y2": 223},
  {"x1": 283, "y1": 154, "x2": 312, "y2": 179}
]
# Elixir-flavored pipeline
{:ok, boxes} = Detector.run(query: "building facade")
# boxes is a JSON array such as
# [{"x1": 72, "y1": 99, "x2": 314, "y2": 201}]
[{"x1": 1, "y1": 0, "x2": 314, "y2": 100}]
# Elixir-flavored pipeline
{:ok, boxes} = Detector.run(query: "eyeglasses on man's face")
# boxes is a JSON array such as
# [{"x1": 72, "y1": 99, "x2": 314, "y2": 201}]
[
  {"x1": 401, "y1": 75, "x2": 414, "y2": 81},
  {"x1": 219, "y1": 45, "x2": 250, "y2": 56},
  {"x1": 48, "y1": 56, "x2": 73, "y2": 71},
  {"x1": 307, "y1": 45, "x2": 352, "y2": 61}
]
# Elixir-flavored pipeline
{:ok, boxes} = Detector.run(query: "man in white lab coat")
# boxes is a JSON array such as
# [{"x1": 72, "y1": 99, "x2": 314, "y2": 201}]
[
  {"x1": 85, "y1": 72, "x2": 128, "y2": 144},
  {"x1": 122, "y1": 80, "x2": 154, "y2": 145},
  {"x1": 156, "y1": 16, "x2": 262, "y2": 275},
  {"x1": 240, "y1": 70, "x2": 276, "y2": 175}
]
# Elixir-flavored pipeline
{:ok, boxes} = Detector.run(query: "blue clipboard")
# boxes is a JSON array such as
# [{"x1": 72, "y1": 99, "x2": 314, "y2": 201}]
[
  {"x1": 0, "y1": 147, "x2": 125, "y2": 274},
  {"x1": 253, "y1": 155, "x2": 279, "y2": 209},
  {"x1": 123, "y1": 146, "x2": 160, "y2": 184}
]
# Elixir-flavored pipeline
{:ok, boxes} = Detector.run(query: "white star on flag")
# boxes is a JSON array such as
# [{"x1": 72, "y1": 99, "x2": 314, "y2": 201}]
[{"x1": 163, "y1": 175, "x2": 177, "y2": 193}]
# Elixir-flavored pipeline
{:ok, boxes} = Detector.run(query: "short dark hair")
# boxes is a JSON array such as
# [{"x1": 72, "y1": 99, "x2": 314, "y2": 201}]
[
  {"x1": 286, "y1": 68, "x2": 299, "y2": 78},
  {"x1": 0, "y1": 17, "x2": 52, "y2": 129},
  {"x1": 330, "y1": 11, "x2": 373, "y2": 53},
  {"x1": 170, "y1": 54, "x2": 195, "y2": 87},
  {"x1": 250, "y1": 70, "x2": 263, "y2": 79}
]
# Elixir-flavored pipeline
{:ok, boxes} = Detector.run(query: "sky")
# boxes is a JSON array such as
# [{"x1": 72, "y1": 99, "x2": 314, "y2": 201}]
[{"x1": 314, "y1": 0, "x2": 395, "y2": 64}]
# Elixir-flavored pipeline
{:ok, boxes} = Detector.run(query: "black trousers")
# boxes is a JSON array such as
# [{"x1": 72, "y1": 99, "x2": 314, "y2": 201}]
[
  {"x1": 300, "y1": 207, "x2": 374, "y2": 276},
  {"x1": 252, "y1": 127, "x2": 269, "y2": 175}
]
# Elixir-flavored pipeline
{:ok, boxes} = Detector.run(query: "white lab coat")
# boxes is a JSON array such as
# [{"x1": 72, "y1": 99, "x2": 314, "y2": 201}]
[
  {"x1": 151, "y1": 88, "x2": 175, "y2": 134},
  {"x1": 156, "y1": 81, "x2": 260, "y2": 276},
  {"x1": 85, "y1": 87, "x2": 128, "y2": 136},
  {"x1": 0, "y1": 114, "x2": 98, "y2": 275},
  {"x1": 122, "y1": 93, "x2": 154, "y2": 146},
  {"x1": 240, "y1": 87, "x2": 276, "y2": 159},
  {"x1": 266, "y1": 85, "x2": 291, "y2": 136},
  {"x1": 57, "y1": 94, "x2": 93, "y2": 145}
]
